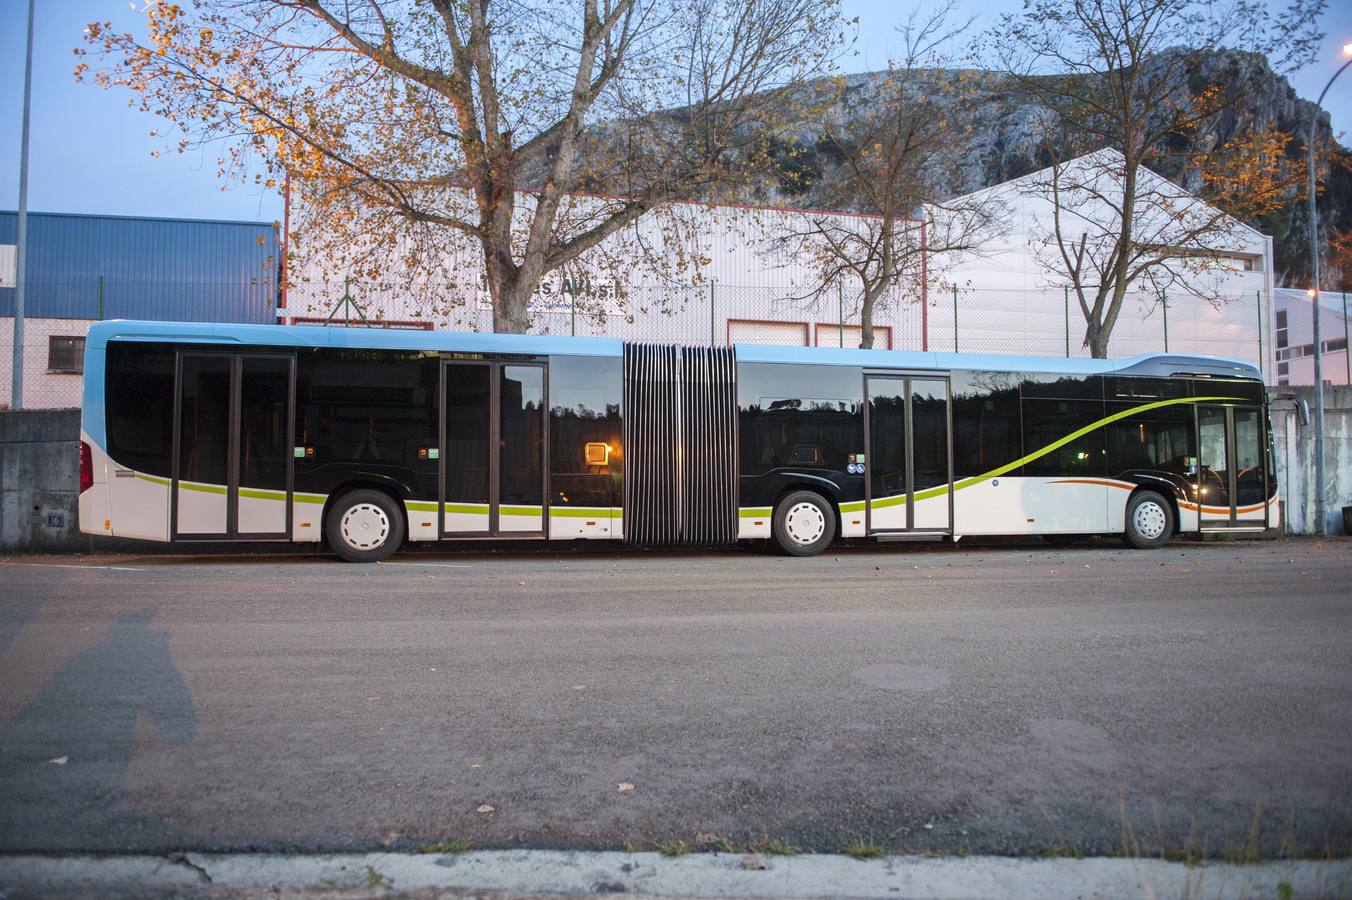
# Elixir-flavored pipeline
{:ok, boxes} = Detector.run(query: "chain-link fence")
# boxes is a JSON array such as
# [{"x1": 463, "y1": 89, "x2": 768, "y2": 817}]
[{"x1": 3, "y1": 278, "x2": 1272, "y2": 410}]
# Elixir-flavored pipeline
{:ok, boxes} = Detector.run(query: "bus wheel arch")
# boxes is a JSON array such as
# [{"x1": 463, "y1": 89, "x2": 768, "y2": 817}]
[
  {"x1": 771, "y1": 489, "x2": 837, "y2": 557},
  {"x1": 1122, "y1": 488, "x2": 1174, "y2": 550},
  {"x1": 324, "y1": 484, "x2": 408, "y2": 563}
]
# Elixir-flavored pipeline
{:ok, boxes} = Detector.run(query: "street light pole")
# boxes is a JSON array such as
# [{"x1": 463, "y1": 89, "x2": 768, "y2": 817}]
[
  {"x1": 10, "y1": 0, "x2": 35, "y2": 410},
  {"x1": 1305, "y1": 43, "x2": 1352, "y2": 535}
]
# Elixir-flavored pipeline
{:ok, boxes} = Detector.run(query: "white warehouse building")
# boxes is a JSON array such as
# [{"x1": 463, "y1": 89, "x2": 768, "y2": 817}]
[{"x1": 281, "y1": 150, "x2": 1274, "y2": 374}]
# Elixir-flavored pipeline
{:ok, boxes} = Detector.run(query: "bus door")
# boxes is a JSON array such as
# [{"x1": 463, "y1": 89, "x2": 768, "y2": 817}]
[
  {"x1": 1196, "y1": 404, "x2": 1267, "y2": 529},
  {"x1": 864, "y1": 374, "x2": 951, "y2": 534},
  {"x1": 173, "y1": 352, "x2": 294, "y2": 540},
  {"x1": 441, "y1": 361, "x2": 546, "y2": 537}
]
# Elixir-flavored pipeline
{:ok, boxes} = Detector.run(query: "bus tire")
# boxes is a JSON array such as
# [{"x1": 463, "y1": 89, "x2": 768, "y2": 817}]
[
  {"x1": 1122, "y1": 490, "x2": 1173, "y2": 550},
  {"x1": 326, "y1": 489, "x2": 406, "y2": 563},
  {"x1": 772, "y1": 490, "x2": 836, "y2": 557}
]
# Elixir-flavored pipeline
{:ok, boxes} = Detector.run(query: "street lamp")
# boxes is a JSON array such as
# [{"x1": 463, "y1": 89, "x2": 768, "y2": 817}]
[{"x1": 1304, "y1": 41, "x2": 1352, "y2": 535}]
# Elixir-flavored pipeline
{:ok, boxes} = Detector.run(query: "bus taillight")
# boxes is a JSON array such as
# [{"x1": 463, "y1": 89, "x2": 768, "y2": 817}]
[{"x1": 79, "y1": 442, "x2": 93, "y2": 494}]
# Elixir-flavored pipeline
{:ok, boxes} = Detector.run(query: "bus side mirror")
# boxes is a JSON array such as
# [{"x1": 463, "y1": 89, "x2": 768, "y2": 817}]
[{"x1": 1270, "y1": 393, "x2": 1309, "y2": 427}]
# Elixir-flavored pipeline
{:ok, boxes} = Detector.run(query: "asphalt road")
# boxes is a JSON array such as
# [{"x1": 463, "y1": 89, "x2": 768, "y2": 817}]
[{"x1": 1, "y1": 537, "x2": 1350, "y2": 859}]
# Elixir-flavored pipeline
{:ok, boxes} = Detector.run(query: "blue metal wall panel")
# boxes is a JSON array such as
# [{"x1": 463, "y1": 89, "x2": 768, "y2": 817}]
[{"x1": 0, "y1": 211, "x2": 278, "y2": 323}]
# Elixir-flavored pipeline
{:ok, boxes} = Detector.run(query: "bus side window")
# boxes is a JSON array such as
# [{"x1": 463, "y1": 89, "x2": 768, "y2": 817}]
[
  {"x1": 1105, "y1": 403, "x2": 1194, "y2": 478},
  {"x1": 1021, "y1": 399, "x2": 1105, "y2": 477},
  {"x1": 105, "y1": 341, "x2": 175, "y2": 477},
  {"x1": 549, "y1": 356, "x2": 623, "y2": 508}
]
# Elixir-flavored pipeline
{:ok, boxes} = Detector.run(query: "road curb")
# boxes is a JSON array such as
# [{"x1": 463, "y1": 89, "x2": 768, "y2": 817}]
[{"x1": 2, "y1": 851, "x2": 1349, "y2": 898}]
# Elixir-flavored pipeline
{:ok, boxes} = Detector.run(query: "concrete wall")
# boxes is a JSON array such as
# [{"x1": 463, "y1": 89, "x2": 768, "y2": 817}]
[
  {"x1": 0, "y1": 409, "x2": 84, "y2": 551},
  {"x1": 1271, "y1": 385, "x2": 1352, "y2": 536}
]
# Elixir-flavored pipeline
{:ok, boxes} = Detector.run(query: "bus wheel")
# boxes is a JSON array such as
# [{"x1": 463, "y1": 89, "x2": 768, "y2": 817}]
[
  {"x1": 772, "y1": 491, "x2": 836, "y2": 557},
  {"x1": 326, "y1": 489, "x2": 406, "y2": 563},
  {"x1": 1122, "y1": 490, "x2": 1173, "y2": 550}
]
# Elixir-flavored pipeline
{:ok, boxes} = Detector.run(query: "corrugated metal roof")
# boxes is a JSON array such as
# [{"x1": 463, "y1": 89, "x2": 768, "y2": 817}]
[{"x1": 0, "y1": 210, "x2": 279, "y2": 323}]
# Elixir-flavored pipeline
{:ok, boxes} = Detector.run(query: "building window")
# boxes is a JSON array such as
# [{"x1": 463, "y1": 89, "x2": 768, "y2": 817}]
[
  {"x1": 1278, "y1": 362, "x2": 1289, "y2": 377},
  {"x1": 47, "y1": 336, "x2": 85, "y2": 374},
  {"x1": 1276, "y1": 310, "x2": 1288, "y2": 349},
  {"x1": 1323, "y1": 337, "x2": 1348, "y2": 353}
]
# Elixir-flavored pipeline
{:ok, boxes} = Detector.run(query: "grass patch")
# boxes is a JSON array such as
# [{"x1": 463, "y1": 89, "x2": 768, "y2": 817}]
[
  {"x1": 365, "y1": 866, "x2": 393, "y2": 889},
  {"x1": 420, "y1": 838, "x2": 473, "y2": 855},
  {"x1": 746, "y1": 838, "x2": 800, "y2": 856},
  {"x1": 656, "y1": 839, "x2": 690, "y2": 857},
  {"x1": 844, "y1": 839, "x2": 886, "y2": 860}
]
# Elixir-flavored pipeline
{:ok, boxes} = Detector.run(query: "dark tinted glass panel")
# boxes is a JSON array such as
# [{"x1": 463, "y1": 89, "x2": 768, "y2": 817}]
[
  {"x1": 739, "y1": 363, "x2": 863, "y2": 477},
  {"x1": 1021, "y1": 374, "x2": 1103, "y2": 400},
  {"x1": 1234, "y1": 407, "x2": 1265, "y2": 505},
  {"x1": 951, "y1": 371, "x2": 1021, "y2": 477},
  {"x1": 1105, "y1": 376, "x2": 1188, "y2": 400},
  {"x1": 911, "y1": 379, "x2": 948, "y2": 491},
  {"x1": 297, "y1": 347, "x2": 438, "y2": 466},
  {"x1": 106, "y1": 341, "x2": 174, "y2": 476},
  {"x1": 1021, "y1": 399, "x2": 1105, "y2": 477},
  {"x1": 177, "y1": 355, "x2": 231, "y2": 487},
  {"x1": 868, "y1": 378, "x2": 906, "y2": 499},
  {"x1": 1197, "y1": 407, "x2": 1231, "y2": 511},
  {"x1": 499, "y1": 366, "x2": 544, "y2": 506},
  {"x1": 1105, "y1": 402, "x2": 1193, "y2": 479},
  {"x1": 550, "y1": 356, "x2": 622, "y2": 508},
  {"x1": 1199, "y1": 379, "x2": 1265, "y2": 403},
  {"x1": 444, "y1": 364, "x2": 490, "y2": 505},
  {"x1": 239, "y1": 357, "x2": 290, "y2": 490}
]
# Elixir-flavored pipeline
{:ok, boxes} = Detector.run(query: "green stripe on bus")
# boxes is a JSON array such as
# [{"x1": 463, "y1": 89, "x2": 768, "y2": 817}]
[
  {"x1": 739, "y1": 507, "x2": 772, "y2": 518},
  {"x1": 549, "y1": 507, "x2": 621, "y2": 518},
  {"x1": 840, "y1": 394, "x2": 1244, "y2": 513},
  {"x1": 444, "y1": 503, "x2": 490, "y2": 515}
]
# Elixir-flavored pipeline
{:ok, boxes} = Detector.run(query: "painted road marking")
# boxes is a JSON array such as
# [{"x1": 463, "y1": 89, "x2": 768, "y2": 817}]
[{"x1": 1, "y1": 563, "x2": 147, "y2": 572}]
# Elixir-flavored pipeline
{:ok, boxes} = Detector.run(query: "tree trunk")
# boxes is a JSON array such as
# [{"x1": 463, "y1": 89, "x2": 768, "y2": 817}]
[
  {"x1": 858, "y1": 281, "x2": 887, "y2": 349},
  {"x1": 1086, "y1": 320, "x2": 1110, "y2": 358},
  {"x1": 492, "y1": 279, "x2": 531, "y2": 333}
]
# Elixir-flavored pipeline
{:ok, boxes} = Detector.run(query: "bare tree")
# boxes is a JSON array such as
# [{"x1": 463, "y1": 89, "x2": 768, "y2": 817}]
[
  {"x1": 995, "y1": 0, "x2": 1323, "y2": 357},
  {"x1": 771, "y1": 5, "x2": 1003, "y2": 348},
  {"x1": 79, "y1": 0, "x2": 843, "y2": 332}
]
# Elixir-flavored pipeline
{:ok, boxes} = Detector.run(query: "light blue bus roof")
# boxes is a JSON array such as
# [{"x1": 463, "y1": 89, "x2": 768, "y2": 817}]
[{"x1": 84, "y1": 320, "x2": 1261, "y2": 379}]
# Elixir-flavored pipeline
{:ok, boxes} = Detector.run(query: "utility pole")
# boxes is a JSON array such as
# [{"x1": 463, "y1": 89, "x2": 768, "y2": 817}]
[
  {"x1": 1305, "y1": 43, "x2": 1352, "y2": 534},
  {"x1": 11, "y1": 0, "x2": 36, "y2": 410}
]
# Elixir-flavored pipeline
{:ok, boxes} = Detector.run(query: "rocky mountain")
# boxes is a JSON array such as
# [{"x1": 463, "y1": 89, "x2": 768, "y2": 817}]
[{"x1": 703, "y1": 52, "x2": 1351, "y2": 290}]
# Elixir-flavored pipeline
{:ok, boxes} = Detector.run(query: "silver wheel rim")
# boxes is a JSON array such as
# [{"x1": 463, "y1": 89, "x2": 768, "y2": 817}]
[
  {"x1": 1133, "y1": 500, "x2": 1168, "y2": 541},
  {"x1": 784, "y1": 501, "x2": 827, "y2": 546},
  {"x1": 340, "y1": 503, "x2": 390, "y2": 551}
]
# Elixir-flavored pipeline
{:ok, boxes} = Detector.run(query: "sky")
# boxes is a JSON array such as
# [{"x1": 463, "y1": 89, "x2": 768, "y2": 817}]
[{"x1": 1, "y1": 0, "x2": 1350, "y2": 224}]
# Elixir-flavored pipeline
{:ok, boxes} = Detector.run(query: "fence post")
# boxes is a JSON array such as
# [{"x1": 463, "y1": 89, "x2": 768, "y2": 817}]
[
  {"x1": 952, "y1": 285, "x2": 958, "y2": 353},
  {"x1": 1162, "y1": 290, "x2": 1169, "y2": 353},
  {"x1": 1344, "y1": 291, "x2": 1350, "y2": 386},
  {"x1": 98, "y1": 275, "x2": 105, "y2": 321},
  {"x1": 1255, "y1": 289, "x2": 1263, "y2": 381},
  {"x1": 710, "y1": 279, "x2": 716, "y2": 347},
  {"x1": 569, "y1": 279, "x2": 576, "y2": 337},
  {"x1": 1064, "y1": 286, "x2": 1070, "y2": 357},
  {"x1": 838, "y1": 282, "x2": 844, "y2": 347}
]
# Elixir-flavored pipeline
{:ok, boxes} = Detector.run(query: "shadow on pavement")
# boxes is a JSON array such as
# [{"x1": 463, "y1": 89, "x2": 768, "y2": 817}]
[{"x1": 0, "y1": 607, "x2": 196, "y2": 851}]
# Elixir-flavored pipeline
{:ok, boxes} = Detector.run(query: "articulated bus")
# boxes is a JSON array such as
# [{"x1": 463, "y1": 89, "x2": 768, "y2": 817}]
[{"x1": 78, "y1": 321, "x2": 1278, "y2": 561}]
